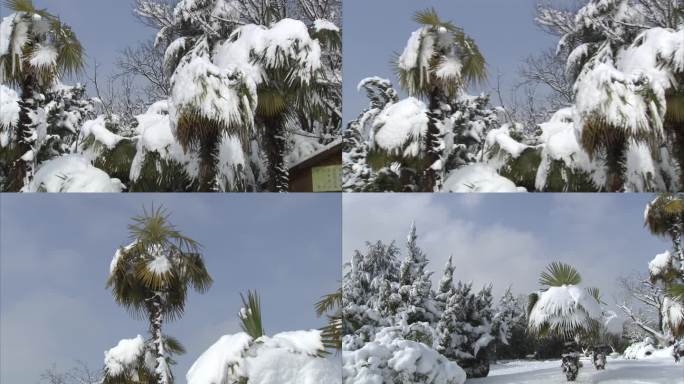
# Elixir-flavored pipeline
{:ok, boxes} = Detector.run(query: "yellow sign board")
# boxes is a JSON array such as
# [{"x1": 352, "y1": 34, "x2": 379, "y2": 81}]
[{"x1": 312, "y1": 165, "x2": 342, "y2": 192}]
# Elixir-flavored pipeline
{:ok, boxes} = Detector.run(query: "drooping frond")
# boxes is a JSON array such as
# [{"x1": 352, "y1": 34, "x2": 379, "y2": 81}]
[
  {"x1": 539, "y1": 261, "x2": 582, "y2": 287},
  {"x1": 644, "y1": 193, "x2": 684, "y2": 237},
  {"x1": 315, "y1": 288, "x2": 342, "y2": 351}
]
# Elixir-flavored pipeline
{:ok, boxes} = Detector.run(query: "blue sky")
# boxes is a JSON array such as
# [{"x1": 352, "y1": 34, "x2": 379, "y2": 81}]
[
  {"x1": 342, "y1": 0, "x2": 563, "y2": 123},
  {"x1": 0, "y1": 194, "x2": 341, "y2": 384},
  {"x1": 344, "y1": 193, "x2": 671, "y2": 303}
]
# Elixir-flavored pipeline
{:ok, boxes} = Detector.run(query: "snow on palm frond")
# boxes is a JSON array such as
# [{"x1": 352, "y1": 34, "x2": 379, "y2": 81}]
[
  {"x1": 371, "y1": 97, "x2": 429, "y2": 158},
  {"x1": 644, "y1": 193, "x2": 684, "y2": 237},
  {"x1": 662, "y1": 294, "x2": 684, "y2": 337},
  {"x1": 528, "y1": 263, "x2": 602, "y2": 338},
  {"x1": 238, "y1": 290, "x2": 264, "y2": 339},
  {"x1": 395, "y1": 8, "x2": 485, "y2": 98},
  {"x1": 528, "y1": 284, "x2": 603, "y2": 338}
]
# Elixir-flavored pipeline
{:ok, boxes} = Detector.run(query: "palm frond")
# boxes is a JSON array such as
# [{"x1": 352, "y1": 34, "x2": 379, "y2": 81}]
[
  {"x1": 239, "y1": 290, "x2": 264, "y2": 339},
  {"x1": 539, "y1": 262, "x2": 582, "y2": 287}
]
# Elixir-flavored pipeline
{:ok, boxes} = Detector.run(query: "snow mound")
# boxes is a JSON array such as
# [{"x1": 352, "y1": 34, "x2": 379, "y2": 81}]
[
  {"x1": 313, "y1": 19, "x2": 339, "y2": 33},
  {"x1": 443, "y1": 164, "x2": 526, "y2": 192},
  {"x1": 25, "y1": 154, "x2": 124, "y2": 192},
  {"x1": 372, "y1": 97, "x2": 428, "y2": 157},
  {"x1": 343, "y1": 326, "x2": 466, "y2": 384},
  {"x1": 104, "y1": 335, "x2": 145, "y2": 376},
  {"x1": 187, "y1": 330, "x2": 339, "y2": 384},
  {"x1": 623, "y1": 338, "x2": 663, "y2": 360}
]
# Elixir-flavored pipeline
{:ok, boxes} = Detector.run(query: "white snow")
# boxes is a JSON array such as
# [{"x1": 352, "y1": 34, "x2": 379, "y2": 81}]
[
  {"x1": 187, "y1": 330, "x2": 339, "y2": 384},
  {"x1": 28, "y1": 44, "x2": 57, "y2": 68},
  {"x1": 313, "y1": 19, "x2": 339, "y2": 33},
  {"x1": 130, "y1": 101, "x2": 199, "y2": 182},
  {"x1": 104, "y1": 335, "x2": 145, "y2": 376},
  {"x1": 372, "y1": 97, "x2": 428, "y2": 157},
  {"x1": 186, "y1": 333, "x2": 252, "y2": 384},
  {"x1": 80, "y1": 116, "x2": 126, "y2": 149},
  {"x1": 0, "y1": 13, "x2": 16, "y2": 57},
  {"x1": 534, "y1": 108, "x2": 606, "y2": 190},
  {"x1": 649, "y1": 250, "x2": 674, "y2": 277},
  {"x1": 24, "y1": 154, "x2": 124, "y2": 192},
  {"x1": 435, "y1": 55, "x2": 462, "y2": 82},
  {"x1": 398, "y1": 27, "x2": 433, "y2": 73},
  {"x1": 110, "y1": 241, "x2": 137, "y2": 276},
  {"x1": 147, "y1": 255, "x2": 171, "y2": 275},
  {"x1": 468, "y1": 356, "x2": 684, "y2": 383},
  {"x1": 485, "y1": 124, "x2": 528, "y2": 159},
  {"x1": 443, "y1": 163, "x2": 526, "y2": 192},
  {"x1": 343, "y1": 326, "x2": 467, "y2": 384},
  {"x1": 0, "y1": 84, "x2": 20, "y2": 146},
  {"x1": 528, "y1": 285, "x2": 602, "y2": 335}
]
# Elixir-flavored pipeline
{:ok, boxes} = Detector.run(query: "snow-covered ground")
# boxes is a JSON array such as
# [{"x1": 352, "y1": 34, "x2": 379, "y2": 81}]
[{"x1": 468, "y1": 357, "x2": 683, "y2": 384}]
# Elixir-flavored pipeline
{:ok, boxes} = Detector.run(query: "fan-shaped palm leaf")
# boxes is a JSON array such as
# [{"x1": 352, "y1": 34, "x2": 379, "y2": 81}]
[{"x1": 539, "y1": 262, "x2": 582, "y2": 287}]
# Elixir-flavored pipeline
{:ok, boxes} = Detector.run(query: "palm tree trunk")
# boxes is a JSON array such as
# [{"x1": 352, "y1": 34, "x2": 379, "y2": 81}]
[
  {"x1": 420, "y1": 88, "x2": 443, "y2": 192},
  {"x1": 605, "y1": 137, "x2": 627, "y2": 192},
  {"x1": 263, "y1": 115, "x2": 289, "y2": 192},
  {"x1": 150, "y1": 293, "x2": 169, "y2": 384},
  {"x1": 7, "y1": 74, "x2": 38, "y2": 191},
  {"x1": 673, "y1": 126, "x2": 684, "y2": 190},
  {"x1": 197, "y1": 135, "x2": 218, "y2": 192}
]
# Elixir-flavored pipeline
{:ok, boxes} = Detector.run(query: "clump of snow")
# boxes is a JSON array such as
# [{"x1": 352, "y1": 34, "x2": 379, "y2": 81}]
[
  {"x1": 443, "y1": 163, "x2": 525, "y2": 192},
  {"x1": 0, "y1": 84, "x2": 20, "y2": 147},
  {"x1": 343, "y1": 326, "x2": 467, "y2": 384},
  {"x1": 313, "y1": 19, "x2": 339, "y2": 33},
  {"x1": 110, "y1": 241, "x2": 137, "y2": 276},
  {"x1": 528, "y1": 285, "x2": 602, "y2": 335},
  {"x1": 130, "y1": 101, "x2": 199, "y2": 182},
  {"x1": 215, "y1": 18, "x2": 322, "y2": 86},
  {"x1": 623, "y1": 338, "x2": 660, "y2": 360},
  {"x1": 104, "y1": 335, "x2": 145, "y2": 376},
  {"x1": 80, "y1": 116, "x2": 126, "y2": 149},
  {"x1": 534, "y1": 108, "x2": 606, "y2": 190},
  {"x1": 216, "y1": 132, "x2": 247, "y2": 190},
  {"x1": 435, "y1": 56, "x2": 462, "y2": 82},
  {"x1": 24, "y1": 154, "x2": 124, "y2": 192},
  {"x1": 485, "y1": 124, "x2": 528, "y2": 159},
  {"x1": 649, "y1": 250, "x2": 675, "y2": 278},
  {"x1": 169, "y1": 48, "x2": 256, "y2": 134},
  {"x1": 0, "y1": 14, "x2": 16, "y2": 57},
  {"x1": 662, "y1": 296, "x2": 684, "y2": 335},
  {"x1": 28, "y1": 44, "x2": 57, "y2": 69},
  {"x1": 187, "y1": 330, "x2": 339, "y2": 384},
  {"x1": 372, "y1": 97, "x2": 428, "y2": 157},
  {"x1": 147, "y1": 255, "x2": 171, "y2": 275},
  {"x1": 398, "y1": 27, "x2": 433, "y2": 73}
]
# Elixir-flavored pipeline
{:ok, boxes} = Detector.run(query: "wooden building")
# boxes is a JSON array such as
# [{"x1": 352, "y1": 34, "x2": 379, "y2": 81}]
[{"x1": 288, "y1": 139, "x2": 342, "y2": 192}]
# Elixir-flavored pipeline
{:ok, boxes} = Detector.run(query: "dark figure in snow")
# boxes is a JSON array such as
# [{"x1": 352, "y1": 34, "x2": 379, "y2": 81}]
[
  {"x1": 674, "y1": 339, "x2": 684, "y2": 363},
  {"x1": 592, "y1": 345, "x2": 608, "y2": 370},
  {"x1": 561, "y1": 341, "x2": 581, "y2": 381}
]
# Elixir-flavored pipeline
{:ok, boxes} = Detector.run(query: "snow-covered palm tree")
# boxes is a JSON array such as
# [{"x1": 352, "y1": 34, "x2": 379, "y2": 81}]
[
  {"x1": 645, "y1": 193, "x2": 684, "y2": 340},
  {"x1": 108, "y1": 206, "x2": 212, "y2": 384},
  {"x1": 0, "y1": 0, "x2": 83, "y2": 190},
  {"x1": 527, "y1": 262, "x2": 603, "y2": 339},
  {"x1": 394, "y1": 8, "x2": 486, "y2": 190}
]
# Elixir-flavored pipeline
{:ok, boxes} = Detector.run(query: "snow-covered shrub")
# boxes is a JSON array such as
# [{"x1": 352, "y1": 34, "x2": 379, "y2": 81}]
[
  {"x1": 187, "y1": 330, "x2": 340, "y2": 384},
  {"x1": 343, "y1": 326, "x2": 466, "y2": 384},
  {"x1": 624, "y1": 337, "x2": 658, "y2": 359},
  {"x1": 24, "y1": 154, "x2": 124, "y2": 192},
  {"x1": 344, "y1": 224, "x2": 497, "y2": 380}
]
